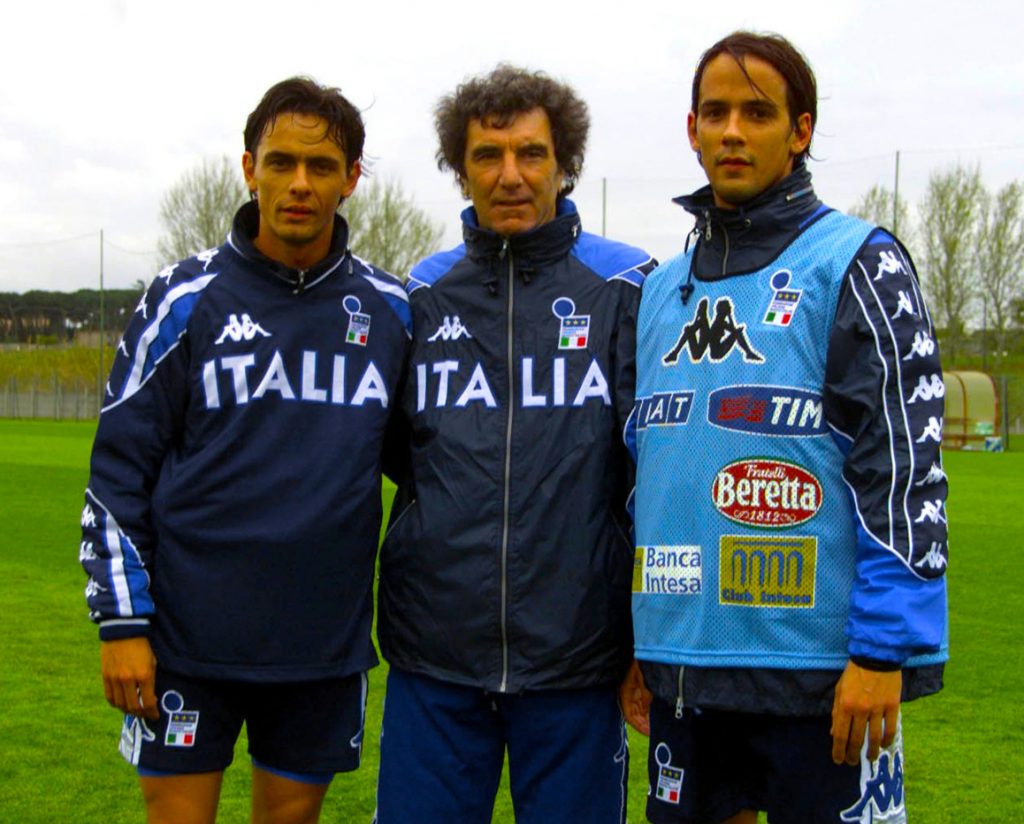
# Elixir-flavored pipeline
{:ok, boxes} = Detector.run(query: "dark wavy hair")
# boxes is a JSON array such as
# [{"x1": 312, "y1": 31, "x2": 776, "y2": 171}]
[
  {"x1": 692, "y1": 31, "x2": 817, "y2": 159},
  {"x1": 244, "y1": 76, "x2": 365, "y2": 171},
  {"x1": 434, "y1": 64, "x2": 589, "y2": 197}
]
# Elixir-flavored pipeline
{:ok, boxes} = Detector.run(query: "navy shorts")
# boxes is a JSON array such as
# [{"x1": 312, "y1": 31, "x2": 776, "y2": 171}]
[
  {"x1": 118, "y1": 668, "x2": 368, "y2": 781},
  {"x1": 645, "y1": 698, "x2": 906, "y2": 824},
  {"x1": 375, "y1": 668, "x2": 629, "y2": 824}
]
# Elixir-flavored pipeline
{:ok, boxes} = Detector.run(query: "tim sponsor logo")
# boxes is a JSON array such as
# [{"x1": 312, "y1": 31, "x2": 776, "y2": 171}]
[
  {"x1": 707, "y1": 385, "x2": 825, "y2": 437},
  {"x1": 719, "y1": 535, "x2": 817, "y2": 608},
  {"x1": 712, "y1": 458, "x2": 822, "y2": 528}
]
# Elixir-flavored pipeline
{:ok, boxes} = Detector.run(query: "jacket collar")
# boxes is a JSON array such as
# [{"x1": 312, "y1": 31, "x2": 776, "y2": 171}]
[
  {"x1": 672, "y1": 162, "x2": 825, "y2": 279},
  {"x1": 461, "y1": 197, "x2": 582, "y2": 266},
  {"x1": 227, "y1": 200, "x2": 352, "y2": 290}
]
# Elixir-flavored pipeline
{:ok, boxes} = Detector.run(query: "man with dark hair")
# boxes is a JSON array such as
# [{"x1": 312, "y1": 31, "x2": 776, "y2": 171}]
[
  {"x1": 621, "y1": 31, "x2": 948, "y2": 824},
  {"x1": 375, "y1": 64, "x2": 656, "y2": 824},
  {"x1": 80, "y1": 76, "x2": 410, "y2": 823}
]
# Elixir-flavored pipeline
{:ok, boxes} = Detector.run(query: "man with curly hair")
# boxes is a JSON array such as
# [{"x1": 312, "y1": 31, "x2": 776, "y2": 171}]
[{"x1": 375, "y1": 64, "x2": 656, "y2": 824}]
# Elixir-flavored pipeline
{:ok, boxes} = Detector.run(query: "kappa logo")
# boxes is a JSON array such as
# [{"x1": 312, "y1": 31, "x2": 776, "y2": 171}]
[
  {"x1": 915, "y1": 542, "x2": 948, "y2": 571},
  {"x1": 157, "y1": 263, "x2": 178, "y2": 284},
  {"x1": 118, "y1": 338, "x2": 129, "y2": 357},
  {"x1": 873, "y1": 250, "x2": 907, "y2": 280},
  {"x1": 762, "y1": 269, "x2": 802, "y2": 327},
  {"x1": 914, "y1": 462, "x2": 947, "y2": 487},
  {"x1": 903, "y1": 331, "x2": 935, "y2": 361},
  {"x1": 906, "y1": 374, "x2": 944, "y2": 404},
  {"x1": 913, "y1": 499, "x2": 946, "y2": 525},
  {"x1": 119, "y1": 715, "x2": 156, "y2": 766},
  {"x1": 79, "y1": 540, "x2": 97, "y2": 562},
  {"x1": 195, "y1": 248, "x2": 219, "y2": 271},
  {"x1": 840, "y1": 729, "x2": 906, "y2": 823},
  {"x1": 653, "y1": 743, "x2": 684, "y2": 805},
  {"x1": 81, "y1": 503, "x2": 97, "y2": 529},
  {"x1": 915, "y1": 416, "x2": 943, "y2": 444},
  {"x1": 135, "y1": 292, "x2": 149, "y2": 319},
  {"x1": 892, "y1": 290, "x2": 916, "y2": 320},
  {"x1": 427, "y1": 315, "x2": 473, "y2": 342},
  {"x1": 162, "y1": 691, "x2": 199, "y2": 747},
  {"x1": 84, "y1": 579, "x2": 107, "y2": 598},
  {"x1": 342, "y1": 295, "x2": 371, "y2": 346},
  {"x1": 552, "y1": 297, "x2": 590, "y2": 350},
  {"x1": 663, "y1": 297, "x2": 764, "y2": 365},
  {"x1": 215, "y1": 313, "x2": 271, "y2": 344}
]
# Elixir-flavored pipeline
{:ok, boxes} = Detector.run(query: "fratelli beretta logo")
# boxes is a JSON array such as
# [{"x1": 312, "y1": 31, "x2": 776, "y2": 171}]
[{"x1": 712, "y1": 458, "x2": 822, "y2": 528}]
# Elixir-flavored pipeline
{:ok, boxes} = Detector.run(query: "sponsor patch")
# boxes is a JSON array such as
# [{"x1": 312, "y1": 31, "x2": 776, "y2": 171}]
[
  {"x1": 654, "y1": 743, "x2": 684, "y2": 805},
  {"x1": 719, "y1": 535, "x2": 817, "y2": 608},
  {"x1": 633, "y1": 545, "x2": 702, "y2": 595},
  {"x1": 707, "y1": 385, "x2": 825, "y2": 436},
  {"x1": 343, "y1": 294, "x2": 371, "y2": 346},
  {"x1": 762, "y1": 269, "x2": 802, "y2": 327},
  {"x1": 634, "y1": 391, "x2": 695, "y2": 430},
  {"x1": 551, "y1": 297, "x2": 590, "y2": 349},
  {"x1": 161, "y1": 690, "x2": 199, "y2": 748},
  {"x1": 712, "y1": 458, "x2": 822, "y2": 528}
]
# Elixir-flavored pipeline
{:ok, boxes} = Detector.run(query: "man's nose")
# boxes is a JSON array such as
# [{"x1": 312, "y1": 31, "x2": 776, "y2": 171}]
[
  {"x1": 722, "y1": 110, "x2": 745, "y2": 144},
  {"x1": 497, "y1": 152, "x2": 523, "y2": 187},
  {"x1": 290, "y1": 163, "x2": 312, "y2": 193}
]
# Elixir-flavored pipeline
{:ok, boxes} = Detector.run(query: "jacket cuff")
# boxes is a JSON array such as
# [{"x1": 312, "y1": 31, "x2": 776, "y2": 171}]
[
  {"x1": 98, "y1": 618, "x2": 150, "y2": 642},
  {"x1": 850, "y1": 654, "x2": 902, "y2": 672}
]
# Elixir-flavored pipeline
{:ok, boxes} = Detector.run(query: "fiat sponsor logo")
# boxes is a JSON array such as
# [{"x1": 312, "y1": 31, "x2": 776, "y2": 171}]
[{"x1": 712, "y1": 458, "x2": 822, "y2": 528}]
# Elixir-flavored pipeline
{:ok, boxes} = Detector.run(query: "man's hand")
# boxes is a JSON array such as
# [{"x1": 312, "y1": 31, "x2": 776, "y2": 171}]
[
  {"x1": 619, "y1": 659, "x2": 652, "y2": 736},
  {"x1": 830, "y1": 660, "x2": 901, "y2": 766},
  {"x1": 101, "y1": 637, "x2": 159, "y2": 720}
]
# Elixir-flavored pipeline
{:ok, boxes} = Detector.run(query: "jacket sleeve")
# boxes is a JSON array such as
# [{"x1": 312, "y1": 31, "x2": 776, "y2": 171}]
[
  {"x1": 80, "y1": 264, "x2": 197, "y2": 641},
  {"x1": 615, "y1": 256, "x2": 657, "y2": 540},
  {"x1": 823, "y1": 230, "x2": 948, "y2": 665}
]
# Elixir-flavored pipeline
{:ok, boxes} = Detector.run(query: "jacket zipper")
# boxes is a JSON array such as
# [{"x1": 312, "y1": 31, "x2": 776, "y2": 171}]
[
  {"x1": 499, "y1": 240, "x2": 514, "y2": 692},
  {"x1": 675, "y1": 665, "x2": 685, "y2": 719}
]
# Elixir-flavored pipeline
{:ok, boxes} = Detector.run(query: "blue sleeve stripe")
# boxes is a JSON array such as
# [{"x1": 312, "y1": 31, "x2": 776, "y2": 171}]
[
  {"x1": 111, "y1": 274, "x2": 216, "y2": 408},
  {"x1": 609, "y1": 267, "x2": 648, "y2": 288},
  {"x1": 85, "y1": 489, "x2": 154, "y2": 617},
  {"x1": 408, "y1": 245, "x2": 466, "y2": 290},
  {"x1": 358, "y1": 271, "x2": 413, "y2": 338}
]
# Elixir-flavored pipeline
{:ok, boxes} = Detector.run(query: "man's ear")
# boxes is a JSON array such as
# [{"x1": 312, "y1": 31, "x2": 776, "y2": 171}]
[
  {"x1": 341, "y1": 159, "x2": 362, "y2": 199},
  {"x1": 687, "y1": 111, "x2": 700, "y2": 153},
  {"x1": 242, "y1": 152, "x2": 257, "y2": 196},
  {"x1": 789, "y1": 112, "x2": 812, "y2": 158}
]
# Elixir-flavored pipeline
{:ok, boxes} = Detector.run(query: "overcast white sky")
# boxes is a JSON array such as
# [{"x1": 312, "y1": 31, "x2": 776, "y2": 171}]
[{"x1": 1, "y1": 0, "x2": 1022, "y2": 293}]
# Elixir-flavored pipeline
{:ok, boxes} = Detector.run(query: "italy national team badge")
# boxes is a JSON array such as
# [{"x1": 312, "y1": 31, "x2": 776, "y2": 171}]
[
  {"x1": 654, "y1": 742, "x2": 684, "y2": 805},
  {"x1": 343, "y1": 295, "x2": 371, "y2": 346},
  {"x1": 552, "y1": 297, "x2": 590, "y2": 349},
  {"x1": 161, "y1": 690, "x2": 199, "y2": 747},
  {"x1": 763, "y1": 269, "x2": 802, "y2": 327}
]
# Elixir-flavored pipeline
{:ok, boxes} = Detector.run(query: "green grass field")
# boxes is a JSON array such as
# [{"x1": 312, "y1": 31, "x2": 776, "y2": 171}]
[{"x1": 0, "y1": 420, "x2": 1020, "y2": 822}]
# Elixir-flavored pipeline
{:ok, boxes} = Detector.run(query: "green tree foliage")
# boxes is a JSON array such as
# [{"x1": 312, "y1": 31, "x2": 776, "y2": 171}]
[
  {"x1": 918, "y1": 165, "x2": 986, "y2": 363},
  {"x1": 343, "y1": 177, "x2": 444, "y2": 279},
  {"x1": 978, "y1": 181, "x2": 1024, "y2": 364},
  {"x1": 849, "y1": 184, "x2": 916, "y2": 255},
  {"x1": 157, "y1": 156, "x2": 247, "y2": 266}
]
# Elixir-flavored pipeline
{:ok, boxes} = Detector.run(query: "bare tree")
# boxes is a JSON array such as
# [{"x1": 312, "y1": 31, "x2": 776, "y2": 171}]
[
  {"x1": 978, "y1": 181, "x2": 1024, "y2": 364},
  {"x1": 849, "y1": 184, "x2": 916, "y2": 255},
  {"x1": 157, "y1": 156, "x2": 247, "y2": 265},
  {"x1": 343, "y1": 177, "x2": 444, "y2": 279},
  {"x1": 918, "y1": 165, "x2": 986, "y2": 363}
]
